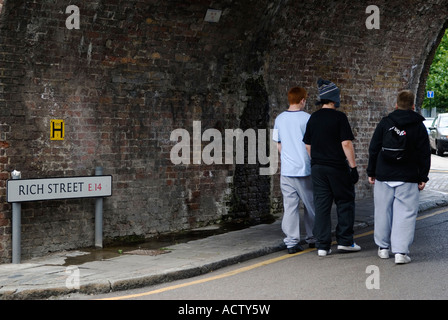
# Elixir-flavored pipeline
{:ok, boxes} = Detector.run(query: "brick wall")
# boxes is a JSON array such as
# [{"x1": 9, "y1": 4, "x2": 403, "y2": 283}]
[
  {"x1": 265, "y1": 0, "x2": 448, "y2": 200},
  {"x1": 0, "y1": 0, "x2": 447, "y2": 262}
]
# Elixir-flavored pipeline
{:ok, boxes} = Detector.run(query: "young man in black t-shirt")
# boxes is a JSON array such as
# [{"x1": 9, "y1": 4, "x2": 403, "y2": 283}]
[{"x1": 303, "y1": 79, "x2": 361, "y2": 257}]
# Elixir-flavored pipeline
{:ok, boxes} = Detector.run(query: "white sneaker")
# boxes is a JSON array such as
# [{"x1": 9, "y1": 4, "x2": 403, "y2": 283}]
[
  {"x1": 337, "y1": 243, "x2": 361, "y2": 252},
  {"x1": 395, "y1": 254, "x2": 411, "y2": 264},
  {"x1": 378, "y1": 247, "x2": 390, "y2": 259},
  {"x1": 317, "y1": 249, "x2": 332, "y2": 256}
]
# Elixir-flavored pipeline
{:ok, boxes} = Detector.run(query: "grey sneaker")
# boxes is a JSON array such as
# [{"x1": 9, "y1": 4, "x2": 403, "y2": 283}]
[
  {"x1": 378, "y1": 247, "x2": 390, "y2": 259},
  {"x1": 317, "y1": 249, "x2": 332, "y2": 256},
  {"x1": 337, "y1": 243, "x2": 361, "y2": 252},
  {"x1": 395, "y1": 253, "x2": 411, "y2": 264}
]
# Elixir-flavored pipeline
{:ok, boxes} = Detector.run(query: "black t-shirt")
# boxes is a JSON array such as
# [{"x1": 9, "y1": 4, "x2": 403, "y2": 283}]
[{"x1": 303, "y1": 108, "x2": 355, "y2": 168}]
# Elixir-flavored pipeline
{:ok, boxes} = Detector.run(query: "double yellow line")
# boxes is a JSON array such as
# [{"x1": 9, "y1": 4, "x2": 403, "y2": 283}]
[{"x1": 99, "y1": 208, "x2": 447, "y2": 300}]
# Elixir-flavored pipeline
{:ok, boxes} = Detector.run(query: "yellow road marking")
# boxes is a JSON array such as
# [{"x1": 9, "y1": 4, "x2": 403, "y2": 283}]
[
  {"x1": 99, "y1": 207, "x2": 448, "y2": 300},
  {"x1": 98, "y1": 248, "x2": 313, "y2": 300}
]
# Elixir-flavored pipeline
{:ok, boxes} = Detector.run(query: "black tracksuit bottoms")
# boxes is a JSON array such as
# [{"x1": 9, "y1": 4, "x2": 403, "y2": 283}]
[{"x1": 311, "y1": 164, "x2": 355, "y2": 251}]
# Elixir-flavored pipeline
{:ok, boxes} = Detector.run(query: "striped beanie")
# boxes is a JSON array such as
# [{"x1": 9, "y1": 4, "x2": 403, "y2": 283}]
[{"x1": 316, "y1": 78, "x2": 340, "y2": 108}]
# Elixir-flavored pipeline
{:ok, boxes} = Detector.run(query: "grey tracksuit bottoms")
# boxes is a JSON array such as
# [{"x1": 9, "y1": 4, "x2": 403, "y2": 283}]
[
  {"x1": 280, "y1": 175, "x2": 316, "y2": 248},
  {"x1": 374, "y1": 180, "x2": 420, "y2": 255}
]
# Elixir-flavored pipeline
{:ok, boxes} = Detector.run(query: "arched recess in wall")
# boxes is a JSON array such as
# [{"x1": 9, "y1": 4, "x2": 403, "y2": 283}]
[{"x1": 416, "y1": 20, "x2": 448, "y2": 112}]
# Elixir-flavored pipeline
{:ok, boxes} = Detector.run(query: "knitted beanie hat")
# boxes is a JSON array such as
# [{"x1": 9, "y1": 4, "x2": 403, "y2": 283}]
[{"x1": 316, "y1": 78, "x2": 340, "y2": 108}]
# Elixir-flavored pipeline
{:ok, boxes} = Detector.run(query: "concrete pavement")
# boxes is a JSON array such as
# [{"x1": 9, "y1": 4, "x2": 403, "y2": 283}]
[{"x1": 1, "y1": 185, "x2": 447, "y2": 300}]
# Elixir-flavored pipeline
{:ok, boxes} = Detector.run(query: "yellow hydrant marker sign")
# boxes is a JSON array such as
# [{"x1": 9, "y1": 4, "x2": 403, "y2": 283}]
[{"x1": 51, "y1": 119, "x2": 65, "y2": 140}]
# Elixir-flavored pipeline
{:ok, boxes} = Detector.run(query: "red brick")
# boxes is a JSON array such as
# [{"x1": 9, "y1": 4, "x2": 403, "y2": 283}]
[{"x1": 1, "y1": 0, "x2": 447, "y2": 263}]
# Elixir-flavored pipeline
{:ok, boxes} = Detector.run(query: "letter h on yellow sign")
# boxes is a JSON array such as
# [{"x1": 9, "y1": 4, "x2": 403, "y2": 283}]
[{"x1": 51, "y1": 120, "x2": 65, "y2": 141}]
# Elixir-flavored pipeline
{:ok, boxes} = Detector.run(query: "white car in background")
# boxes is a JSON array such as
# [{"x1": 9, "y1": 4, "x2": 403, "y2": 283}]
[
  {"x1": 429, "y1": 113, "x2": 448, "y2": 156},
  {"x1": 423, "y1": 118, "x2": 434, "y2": 134}
]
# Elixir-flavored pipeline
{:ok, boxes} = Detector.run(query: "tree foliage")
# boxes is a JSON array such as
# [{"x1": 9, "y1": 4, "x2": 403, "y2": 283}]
[{"x1": 423, "y1": 29, "x2": 448, "y2": 111}]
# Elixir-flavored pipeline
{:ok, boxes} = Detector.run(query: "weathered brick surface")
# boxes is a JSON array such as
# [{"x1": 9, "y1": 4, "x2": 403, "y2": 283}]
[
  {"x1": 0, "y1": 0, "x2": 447, "y2": 262},
  {"x1": 265, "y1": 0, "x2": 448, "y2": 201}
]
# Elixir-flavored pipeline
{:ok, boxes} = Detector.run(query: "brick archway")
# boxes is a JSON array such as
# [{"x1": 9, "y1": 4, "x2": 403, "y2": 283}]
[{"x1": 1, "y1": 0, "x2": 448, "y2": 262}]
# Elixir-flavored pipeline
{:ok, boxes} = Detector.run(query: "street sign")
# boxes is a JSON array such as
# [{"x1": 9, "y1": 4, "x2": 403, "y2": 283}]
[
  {"x1": 7, "y1": 175, "x2": 112, "y2": 203},
  {"x1": 427, "y1": 91, "x2": 435, "y2": 99}
]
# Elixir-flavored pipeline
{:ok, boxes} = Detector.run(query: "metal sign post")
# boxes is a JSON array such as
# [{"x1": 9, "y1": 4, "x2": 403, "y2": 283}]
[
  {"x1": 11, "y1": 170, "x2": 21, "y2": 264},
  {"x1": 95, "y1": 167, "x2": 103, "y2": 249},
  {"x1": 7, "y1": 169, "x2": 112, "y2": 263}
]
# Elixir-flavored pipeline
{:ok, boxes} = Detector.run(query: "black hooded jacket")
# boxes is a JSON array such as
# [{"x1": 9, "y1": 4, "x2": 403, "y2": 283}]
[{"x1": 367, "y1": 109, "x2": 431, "y2": 183}]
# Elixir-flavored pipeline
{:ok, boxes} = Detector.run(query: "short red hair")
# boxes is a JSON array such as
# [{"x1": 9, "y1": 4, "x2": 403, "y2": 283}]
[{"x1": 288, "y1": 87, "x2": 308, "y2": 105}]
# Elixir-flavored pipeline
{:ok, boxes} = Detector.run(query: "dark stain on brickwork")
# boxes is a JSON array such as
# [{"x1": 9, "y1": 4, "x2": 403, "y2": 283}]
[{"x1": 228, "y1": 76, "x2": 272, "y2": 223}]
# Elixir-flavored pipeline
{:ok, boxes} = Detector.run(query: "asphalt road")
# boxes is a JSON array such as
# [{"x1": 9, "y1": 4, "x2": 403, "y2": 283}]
[
  {"x1": 69, "y1": 207, "x2": 447, "y2": 301},
  {"x1": 57, "y1": 154, "x2": 448, "y2": 302}
]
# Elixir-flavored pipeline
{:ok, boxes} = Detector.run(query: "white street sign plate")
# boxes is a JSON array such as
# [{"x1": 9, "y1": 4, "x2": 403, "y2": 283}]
[{"x1": 7, "y1": 176, "x2": 112, "y2": 203}]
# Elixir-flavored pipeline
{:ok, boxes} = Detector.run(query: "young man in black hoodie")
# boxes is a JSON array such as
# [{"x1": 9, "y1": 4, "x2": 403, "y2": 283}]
[{"x1": 367, "y1": 90, "x2": 431, "y2": 264}]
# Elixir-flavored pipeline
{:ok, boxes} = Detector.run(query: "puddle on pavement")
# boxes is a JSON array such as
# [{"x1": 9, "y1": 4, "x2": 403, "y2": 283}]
[{"x1": 63, "y1": 220, "x2": 273, "y2": 266}]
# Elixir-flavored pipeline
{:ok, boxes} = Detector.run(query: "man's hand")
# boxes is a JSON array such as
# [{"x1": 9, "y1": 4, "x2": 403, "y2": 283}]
[
  {"x1": 349, "y1": 167, "x2": 359, "y2": 184},
  {"x1": 418, "y1": 182, "x2": 426, "y2": 191}
]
